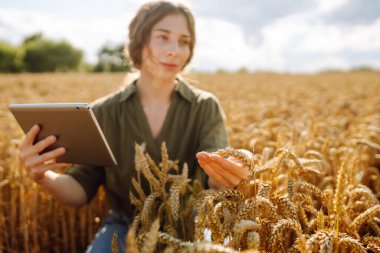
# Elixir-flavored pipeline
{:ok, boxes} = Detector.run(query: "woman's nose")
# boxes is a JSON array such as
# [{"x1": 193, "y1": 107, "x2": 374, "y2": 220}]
[{"x1": 166, "y1": 41, "x2": 180, "y2": 56}]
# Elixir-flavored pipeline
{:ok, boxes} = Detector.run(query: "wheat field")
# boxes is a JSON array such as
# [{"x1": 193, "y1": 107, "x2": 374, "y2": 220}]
[{"x1": 0, "y1": 72, "x2": 379, "y2": 252}]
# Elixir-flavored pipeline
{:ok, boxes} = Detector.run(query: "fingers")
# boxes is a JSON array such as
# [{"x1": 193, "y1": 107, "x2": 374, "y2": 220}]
[
  {"x1": 197, "y1": 152, "x2": 248, "y2": 179},
  {"x1": 199, "y1": 161, "x2": 234, "y2": 188},
  {"x1": 197, "y1": 152, "x2": 243, "y2": 188},
  {"x1": 20, "y1": 124, "x2": 40, "y2": 149},
  {"x1": 20, "y1": 135, "x2": 57, "y2": 161},
  {"x1": 209, "y1": 154, "x2": 248, "y2": 179},
  {"x1": 197, "y1": 152, "x2": 228, "y2": 187},
  {"x1": 205, "y1": 159, "x2": 241, "y2": 187},
  {"x1": 18, "y1": 125, "x2": 69, "y2": 183},
  {"x1": 25, "y1": 147, "x2": 66, "y2": 169}
]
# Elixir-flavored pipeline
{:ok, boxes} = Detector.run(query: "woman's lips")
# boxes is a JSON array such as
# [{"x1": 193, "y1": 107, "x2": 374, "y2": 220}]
[{"x1": 161, "y1": 62, "x2": 179, "y2": 69}]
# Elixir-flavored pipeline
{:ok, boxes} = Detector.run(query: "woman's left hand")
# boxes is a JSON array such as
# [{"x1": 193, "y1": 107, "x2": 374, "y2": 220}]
[{"x1": 196, "y1": 151, "x2": 248, "y2": 190}]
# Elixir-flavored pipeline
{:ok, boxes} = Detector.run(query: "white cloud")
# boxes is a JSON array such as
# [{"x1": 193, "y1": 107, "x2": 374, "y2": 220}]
[
  {"x1": 287, "y1": 18, "x2": 380, "y2": 54},
  {"x1": 0, "y1": 7, "x2": 132, "y2": 63},
  {"x1": 191, "y1": 18, "x2": 255, "y2": 71},
  {"x1": 313, "y1": 0, "x2": 349, "y2": 13},
  {"x1": 1, "y1": 1, "x2": 379, "y2": 73},
  {"x1": 250, "y1": 7, "x2": 380, "y2": 72},
  {"x1": 189, "y1": 0, "x2": 380, "y2": 72},
  {"x1": 0, "y1": 7, "x2": 47, "y2": 42}
]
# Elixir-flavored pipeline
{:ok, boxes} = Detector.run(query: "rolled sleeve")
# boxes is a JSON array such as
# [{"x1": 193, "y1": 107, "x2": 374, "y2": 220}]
[{"x1": 65, "y1": 165, "x2": 105, "y2": 203}]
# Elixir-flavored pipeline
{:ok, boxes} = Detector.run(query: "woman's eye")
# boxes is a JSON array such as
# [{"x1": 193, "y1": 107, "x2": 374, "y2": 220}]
[
  {"x1": 158, "y1": 35, "x2": 168, "y2": 41},
  {"x1": 180, "y1": 40, "x2": 190, "y2": 46}
]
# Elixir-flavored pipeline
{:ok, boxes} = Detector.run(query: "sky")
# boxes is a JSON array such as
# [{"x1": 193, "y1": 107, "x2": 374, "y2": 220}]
[{"x1": 0, "y1": 0, "x2": 380, "y2": 73}]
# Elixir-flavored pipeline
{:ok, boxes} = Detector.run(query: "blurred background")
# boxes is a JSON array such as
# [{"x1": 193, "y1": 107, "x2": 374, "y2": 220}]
[{"x1": 0, "y1": 0, "x2": 379, "y2": 73}]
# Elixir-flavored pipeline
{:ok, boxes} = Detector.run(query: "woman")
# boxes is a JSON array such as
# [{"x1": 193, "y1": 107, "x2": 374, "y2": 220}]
[{"x1": 19, "y1": 1, "x2": 247, "y2": 252}]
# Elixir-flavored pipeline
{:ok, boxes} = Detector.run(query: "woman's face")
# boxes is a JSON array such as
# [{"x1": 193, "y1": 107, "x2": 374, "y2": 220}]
[{"x1": 141, "y1": 14, "x2": 191, "y2": 80}]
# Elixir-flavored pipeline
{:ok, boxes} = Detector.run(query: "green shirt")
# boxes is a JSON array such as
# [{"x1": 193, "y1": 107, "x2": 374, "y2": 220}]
[{"x1": 65, "y1": 77, "x2": 228, "y2": 218}]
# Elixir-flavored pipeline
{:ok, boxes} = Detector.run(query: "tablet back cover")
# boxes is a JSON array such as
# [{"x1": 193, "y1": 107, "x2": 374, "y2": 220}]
[{"x1": 8, "y1": 103, "x2": 117, "y2": 167}]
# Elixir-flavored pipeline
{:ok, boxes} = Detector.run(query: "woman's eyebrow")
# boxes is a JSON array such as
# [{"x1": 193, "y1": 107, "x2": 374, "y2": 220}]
[
  {"x1": 153, "y1": 28, "x2": 170, "y2": 33},
  {"x1": 153, "y1": 28, "x2": 190, "y2": 38}
]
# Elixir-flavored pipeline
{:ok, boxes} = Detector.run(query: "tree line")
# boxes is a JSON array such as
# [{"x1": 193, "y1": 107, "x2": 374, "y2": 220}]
[{"x1": 0, "y1": 33, "x2": 132, "y2": 73}]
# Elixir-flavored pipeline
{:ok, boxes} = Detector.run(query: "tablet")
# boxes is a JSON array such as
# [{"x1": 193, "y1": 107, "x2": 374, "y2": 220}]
[{"x1": 8, "y1": 103, "x2": 117, "y2": 167}]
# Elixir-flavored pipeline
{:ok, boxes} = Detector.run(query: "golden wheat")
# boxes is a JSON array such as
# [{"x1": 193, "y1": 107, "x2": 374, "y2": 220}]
[{"x1": 1, "y1": 72, "x2": 380, "y2": 252}]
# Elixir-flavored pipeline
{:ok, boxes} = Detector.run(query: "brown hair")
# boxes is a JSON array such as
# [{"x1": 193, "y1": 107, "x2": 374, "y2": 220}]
[{"x1": 126, "y1": 1, "x2": 195, "y2": 69}]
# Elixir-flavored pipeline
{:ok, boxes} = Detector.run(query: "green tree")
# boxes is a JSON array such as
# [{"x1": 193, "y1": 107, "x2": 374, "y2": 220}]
[
  {"x1": 0, "y1": 41, "x2": 24, "y2": 72},
  {"x1": 237, "y1": 67, "x2": 249, "y2": 73},
  {"x1": 22, "y1": 34, "x2": 83, "y2": 72},
  {"x1": 94, "y1": 43, "x2": 131, "y2": 72},
  {"x1": 22, "y1": 32, "x2": 43, "y2": 44}
]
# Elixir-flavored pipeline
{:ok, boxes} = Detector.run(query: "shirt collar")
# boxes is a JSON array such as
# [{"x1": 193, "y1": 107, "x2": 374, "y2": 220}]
[
  {"x1": 174, "y1": 77, "x2": 194, "y2": 103},
  {"x1": 118, "y1": 79, "x2": 138, "y2": 102},
  {"x1": 118, "y1": 76, "x2": 194, "y2": 103}
]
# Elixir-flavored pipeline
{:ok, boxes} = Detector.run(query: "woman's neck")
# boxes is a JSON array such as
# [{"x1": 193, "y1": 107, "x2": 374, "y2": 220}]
[{"x1": 137, "y1": 72, "x2": 176, "y2": 104}]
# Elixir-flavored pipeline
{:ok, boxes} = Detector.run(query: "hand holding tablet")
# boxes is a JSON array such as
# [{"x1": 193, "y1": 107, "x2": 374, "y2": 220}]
[
  {"x1": 18, "y1": 124, "x2": 71, "y2": 181},
  {"x1": 8, "y1": 103, "x2": 117, "y2": 167}
]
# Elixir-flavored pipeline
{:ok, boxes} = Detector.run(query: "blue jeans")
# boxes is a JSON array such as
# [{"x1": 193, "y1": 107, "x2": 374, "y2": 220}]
[{"x1": 85, "y1": 210, "x2": 130, "y2": 253}]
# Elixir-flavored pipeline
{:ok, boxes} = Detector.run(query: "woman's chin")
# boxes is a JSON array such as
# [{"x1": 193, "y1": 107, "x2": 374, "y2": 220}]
[{"x1": 156, "y1": 70, "x2": 179, "y2": 80}]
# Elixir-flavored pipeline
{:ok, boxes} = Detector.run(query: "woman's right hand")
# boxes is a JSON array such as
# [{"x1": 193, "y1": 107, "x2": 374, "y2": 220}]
[{"x1": 19, "y1": 124, "x2": 70, "y2": 182}]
